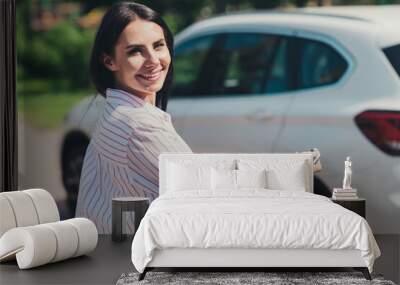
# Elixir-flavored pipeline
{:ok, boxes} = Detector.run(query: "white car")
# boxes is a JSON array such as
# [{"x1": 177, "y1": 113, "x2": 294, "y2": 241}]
[{"x1": 62, "y1": 5, "x2": 400, "y2": 234}]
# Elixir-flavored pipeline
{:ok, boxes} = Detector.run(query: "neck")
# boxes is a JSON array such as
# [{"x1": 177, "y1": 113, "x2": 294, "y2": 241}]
[{"x1": 142, "y1": 93, "x2": 156, "y2": 106}]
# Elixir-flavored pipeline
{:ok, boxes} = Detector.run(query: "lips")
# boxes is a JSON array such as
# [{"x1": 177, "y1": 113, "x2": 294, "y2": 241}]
[{"x1": 137, "y1": 69, "x2": 163, "y2": 82}]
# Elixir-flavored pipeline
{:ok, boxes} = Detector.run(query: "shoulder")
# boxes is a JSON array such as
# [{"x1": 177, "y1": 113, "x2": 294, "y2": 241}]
[
  {"x1": 100, "y1": 102, "x2": 167, "y2": 142},
  {"x1": 100, "y1": 103, "x2": 152, "y2": 136},
  {"x1": 119, "y1": 104, "x2": 168, "y2": 131},
  {"x1": 116, "y1": 104, "x2": 162, "y2": 126}
]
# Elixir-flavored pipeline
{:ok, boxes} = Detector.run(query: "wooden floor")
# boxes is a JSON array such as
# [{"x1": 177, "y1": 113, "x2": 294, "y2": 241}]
[{"x1": 0, "y1": 234, "x2": 398, "y2": 284}]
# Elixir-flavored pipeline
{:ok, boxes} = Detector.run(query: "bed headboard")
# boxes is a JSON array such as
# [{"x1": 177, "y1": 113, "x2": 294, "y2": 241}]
[{"x1": 159, "y1": 153, "x2": 314, "y2": 195}]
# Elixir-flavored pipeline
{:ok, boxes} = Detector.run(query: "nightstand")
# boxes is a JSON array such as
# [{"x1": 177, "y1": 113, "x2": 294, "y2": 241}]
[
  {"x1": 112, "y1": 197, "x2": 149, "y2": 242},
  {"x1": 331, "y1": 198, "x2": 366, "y2": 218}
]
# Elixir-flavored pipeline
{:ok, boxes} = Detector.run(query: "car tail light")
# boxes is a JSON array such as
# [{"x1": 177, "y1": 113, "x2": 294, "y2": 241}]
[{"x1": 355, "y1": 110, "x2": 400, "y2": 156}]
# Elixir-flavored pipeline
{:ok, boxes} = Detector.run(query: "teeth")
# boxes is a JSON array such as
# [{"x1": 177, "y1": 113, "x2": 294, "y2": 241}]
[{"x1": 141, "y1": 71, "x2": 161, "y2": 79}]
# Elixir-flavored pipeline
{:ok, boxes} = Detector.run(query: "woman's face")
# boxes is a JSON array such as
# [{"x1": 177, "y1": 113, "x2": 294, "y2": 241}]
[{"x1": 103, "y1": 19, "x2": 171, "y2": 100}]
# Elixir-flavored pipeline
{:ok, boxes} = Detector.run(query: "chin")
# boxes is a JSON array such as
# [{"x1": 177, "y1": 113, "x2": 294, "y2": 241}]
[
  {"x1": 143, "y1": 82, "x2": 164, "y2": 93},
  {"x1": 143, "y1": 85, "x2": 161, "y2": 93}
]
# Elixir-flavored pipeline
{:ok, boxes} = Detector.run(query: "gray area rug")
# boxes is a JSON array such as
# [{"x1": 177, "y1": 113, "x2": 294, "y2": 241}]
[{"x1": 116, "y1": 271, "x2": 396, "y2": 285}]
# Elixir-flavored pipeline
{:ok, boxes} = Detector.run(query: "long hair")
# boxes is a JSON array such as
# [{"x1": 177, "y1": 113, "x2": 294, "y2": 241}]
[{"x1": 89, "y1": 2, "x2": 174, "y2": 111}]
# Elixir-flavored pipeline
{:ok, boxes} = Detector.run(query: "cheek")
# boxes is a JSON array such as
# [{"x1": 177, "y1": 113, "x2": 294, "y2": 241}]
[
  {"x1": 160, "y1": 50, "x2": 171, "y2": 68},
  {"x1": 125, "y1": 57, "x2": 144, "y2": 71}
]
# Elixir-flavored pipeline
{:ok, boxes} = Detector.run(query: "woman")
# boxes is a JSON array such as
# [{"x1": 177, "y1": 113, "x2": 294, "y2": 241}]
[{"x1": 75, "y1": 2, "x2": 192, "y2": 234}]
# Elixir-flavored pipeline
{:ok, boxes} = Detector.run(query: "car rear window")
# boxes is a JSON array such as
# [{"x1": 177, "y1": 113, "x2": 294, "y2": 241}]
[{"x1": 383, "y1": 44, "x2": 400, "y2": 78}]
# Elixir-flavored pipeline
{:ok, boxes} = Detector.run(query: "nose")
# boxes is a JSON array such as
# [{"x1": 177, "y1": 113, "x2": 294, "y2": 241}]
[{"x1": 144, "y1": 50, "x2": 159, "y2": 68}]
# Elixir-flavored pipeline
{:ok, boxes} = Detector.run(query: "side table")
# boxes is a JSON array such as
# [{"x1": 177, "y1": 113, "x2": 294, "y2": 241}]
[
  {"x1": 112, "y1": 197, "x2": 149, "y2": 242},
  {"x1": 331, "y1": 197, "x2": 366, "y2": 218}
]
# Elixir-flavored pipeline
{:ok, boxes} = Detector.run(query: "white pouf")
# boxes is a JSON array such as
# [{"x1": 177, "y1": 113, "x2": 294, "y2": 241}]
[
  {"x1": 0, "y1": 218, "x2": 98, "y2": 269},
  {"x1": 0, "y1": 189, "x2": 98, "y2": 269}
]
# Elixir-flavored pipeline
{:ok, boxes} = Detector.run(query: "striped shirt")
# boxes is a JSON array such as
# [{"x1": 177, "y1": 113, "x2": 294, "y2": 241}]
[{"x1": 75, "y1": 88, "x2": 192, "y2": 233}]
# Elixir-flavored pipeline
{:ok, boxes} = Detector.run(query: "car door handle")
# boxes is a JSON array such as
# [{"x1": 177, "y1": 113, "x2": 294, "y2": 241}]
[{"x1": 247, "y1": 111, "x2": 274, "y2": 122}]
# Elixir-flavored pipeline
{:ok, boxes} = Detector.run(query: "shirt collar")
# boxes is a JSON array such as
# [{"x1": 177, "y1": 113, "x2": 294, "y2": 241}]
[
  {"x1": 105, "y1": 88, "x2": 171, "y2": 122},
  {"x1": 106, "y1": 88, "x2": 147, "y2": 108}
]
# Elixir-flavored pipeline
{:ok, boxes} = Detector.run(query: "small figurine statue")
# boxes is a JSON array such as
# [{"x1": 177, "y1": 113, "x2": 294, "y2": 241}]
[{"x1": 342, "y1": 156, "x2": 352, "y2": 190}]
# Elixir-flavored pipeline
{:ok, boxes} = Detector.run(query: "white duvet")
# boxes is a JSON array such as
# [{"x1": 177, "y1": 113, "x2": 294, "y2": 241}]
[{"x1": 131, "y1": 190, "x2": 380, "y2": 273}]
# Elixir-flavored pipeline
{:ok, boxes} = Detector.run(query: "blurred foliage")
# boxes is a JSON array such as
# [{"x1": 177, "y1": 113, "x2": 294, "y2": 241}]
[
  {"x1": 17, "y1": 0, "x2": 95, "y2": 95},
  {"x1": 17, "y1": 29, "x2": 94, "y2": 94},
  {"x1": 17, "y1": 91, "x2": 90, "y2": 129}
]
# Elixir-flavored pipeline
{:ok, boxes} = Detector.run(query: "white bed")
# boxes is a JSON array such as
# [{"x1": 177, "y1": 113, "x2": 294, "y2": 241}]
[{"x1": 131, "y1": 153, "x2": 380, "y2": 280}]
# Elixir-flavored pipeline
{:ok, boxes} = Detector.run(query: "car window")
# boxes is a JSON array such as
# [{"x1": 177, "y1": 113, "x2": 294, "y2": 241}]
[
  {"x1": 211, "y1": 33, "x2": 282, "y2": 96},
  {"x1": 172, "y1": 35, "x2": 217, "y2": 97},
  {"x1": 383, "y1": 43, "x2": 400, "y2": 78},
  {"x1": 296, "y1": 38, "x2": 348, "y2": 89},
  {"x1": 265, "y1": 37, "x2": 291, "y2": 94}
]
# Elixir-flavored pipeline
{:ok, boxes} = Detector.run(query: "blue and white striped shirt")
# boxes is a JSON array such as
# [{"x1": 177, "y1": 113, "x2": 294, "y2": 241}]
[{"x1": 75, "y1": 88, "x2": 192, "y2": 233}]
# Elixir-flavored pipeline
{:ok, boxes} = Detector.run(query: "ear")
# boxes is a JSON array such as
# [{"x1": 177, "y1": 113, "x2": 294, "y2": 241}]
[{"x1": 102, "y1": 53, "x2": 118, "y2": 72}]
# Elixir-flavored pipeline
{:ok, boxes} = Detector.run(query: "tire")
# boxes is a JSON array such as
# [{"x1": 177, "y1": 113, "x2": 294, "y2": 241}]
[{"x1": 61, "y1": 132, "x2": 90, "y2": 217}]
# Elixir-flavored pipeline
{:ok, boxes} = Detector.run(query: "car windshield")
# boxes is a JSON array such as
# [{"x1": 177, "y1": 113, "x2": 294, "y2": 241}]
[{"x1": 383, "y1": 43, "x2": 400, "y2": 78}]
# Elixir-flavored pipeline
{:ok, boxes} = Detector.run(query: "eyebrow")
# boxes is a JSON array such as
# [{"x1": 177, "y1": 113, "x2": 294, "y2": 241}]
[{"x1": 125, "y1": 39, "x2": 165, "y2": 50}]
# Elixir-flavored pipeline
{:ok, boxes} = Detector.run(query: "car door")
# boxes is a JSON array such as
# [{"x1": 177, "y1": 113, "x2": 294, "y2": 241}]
[
  {"x1": 273, "y1": 34, "x2": 352, "y2": 188},
  {"x1": 166, "y1": 34, "x2": 218, "y2": 135},
  {"x1": 169, "y1": 31, "x2": 296, "y2": 153}
]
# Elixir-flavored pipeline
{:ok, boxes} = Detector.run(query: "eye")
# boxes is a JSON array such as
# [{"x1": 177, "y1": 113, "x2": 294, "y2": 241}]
[
  {"x1": 154, "y1": 42, "x2": 165, "y2": 50},
  {"x1": 127, "y1": 47, "x2": 142, "y2": 55}
]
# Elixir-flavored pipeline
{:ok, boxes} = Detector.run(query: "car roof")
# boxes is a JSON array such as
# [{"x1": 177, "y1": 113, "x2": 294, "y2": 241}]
[
  {"x1": 299, "y1": 5, "x2": 400, "y2": 24},
  {"x1": 176, "y1": 5, "x2": 400, "y2": 48}
]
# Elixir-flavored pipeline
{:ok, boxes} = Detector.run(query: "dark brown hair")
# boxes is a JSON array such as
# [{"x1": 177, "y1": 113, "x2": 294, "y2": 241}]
[{"x1": 89, "y1": 1, "x2": 174, "y2": 110}]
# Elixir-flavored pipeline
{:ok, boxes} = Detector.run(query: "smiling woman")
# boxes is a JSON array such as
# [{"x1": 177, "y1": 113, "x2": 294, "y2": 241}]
[
  {"x1": 102, "y1": 19, "x2": 171, "y2": 105},
  {"x1": 75, "y1": 2, "x2": 192, "y2": 234}
]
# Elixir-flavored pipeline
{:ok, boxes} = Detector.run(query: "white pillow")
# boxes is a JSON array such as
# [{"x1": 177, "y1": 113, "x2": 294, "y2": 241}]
[
  {"x1": 236, "y1": 169, "x2": 267, "y2": 189},
  {"x1": 266, "y1": 163, "x2": 307, "y2": 191},
  {"x1": 211, "y1": 168, "x2": 268, "y2": 191},
  {"x1": 211, "y1": 168, "x2": 236, "y2": 190},
  {"x1": 167, "y1": 162, "x2": 211, "y2": 191},
  {"x1": 238, "y1": 159, "x2": 308, "y2": 192}
]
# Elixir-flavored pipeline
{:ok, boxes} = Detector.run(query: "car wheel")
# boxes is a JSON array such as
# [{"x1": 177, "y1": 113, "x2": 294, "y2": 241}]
[{"x1": 61, "y1": 131, "x2": 90, "y2": 217}]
